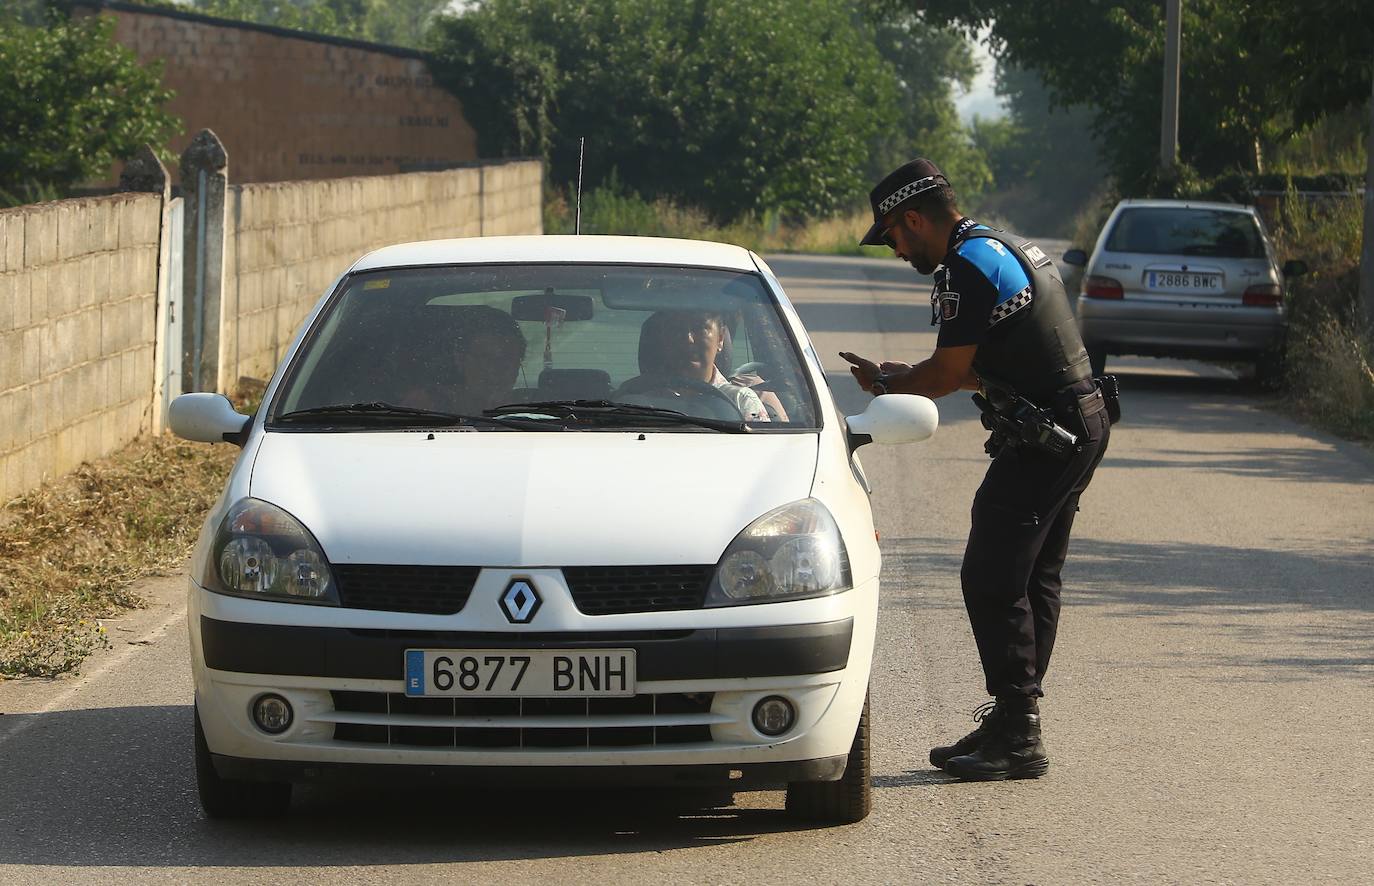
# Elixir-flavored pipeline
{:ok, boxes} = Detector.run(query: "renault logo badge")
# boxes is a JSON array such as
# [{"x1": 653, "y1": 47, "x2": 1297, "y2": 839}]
[{"x1": 500, "y1": 579, "x2": 541, "y2": 624}]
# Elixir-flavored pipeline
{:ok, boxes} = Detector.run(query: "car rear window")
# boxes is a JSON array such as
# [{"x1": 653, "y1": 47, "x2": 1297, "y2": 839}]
[{"x1": 1105, "y1": 208, "x2": 1266, "y2": 258}]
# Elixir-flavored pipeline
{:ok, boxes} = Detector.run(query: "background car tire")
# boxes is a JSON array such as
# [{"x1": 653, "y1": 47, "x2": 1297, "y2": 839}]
[
  {"x1": 195, "y1": 705, "x2": 292, "y2": 819},
  {"x1": 1087, "y1": 344, "x2": 1107, "y2": 377},
  {"x1": 784, "y1": 689, "x2": 872, "y2": 825}
]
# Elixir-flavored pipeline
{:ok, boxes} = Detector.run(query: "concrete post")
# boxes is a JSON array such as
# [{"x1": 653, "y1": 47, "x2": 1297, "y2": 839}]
[
  {"x1": 1160, "y1": 0, "x2": 1182, "y2": 170},
  {"x1": 1360, "y1": 73, "x2": 1374, "y2": 328},
  {"x1": 180, "y1": 129, "x2": 228, "y2": 393},
  {"x1": 119, "y1": 145, "x2": 175, "y2": 433}
]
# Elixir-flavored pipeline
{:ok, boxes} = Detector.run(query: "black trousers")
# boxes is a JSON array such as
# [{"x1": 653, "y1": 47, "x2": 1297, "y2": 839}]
[{"x1": 960, "y1": 405, "x2": 1110, "y2": 706}]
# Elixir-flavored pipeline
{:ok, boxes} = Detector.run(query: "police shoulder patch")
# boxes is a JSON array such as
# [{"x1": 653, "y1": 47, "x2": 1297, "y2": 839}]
[
  {"x1": 940, "y1": 291, "x2": 960, "y2": 321},
  {"x1": 1019, "y1": 242, "x2": 1052, "y2": 269}
]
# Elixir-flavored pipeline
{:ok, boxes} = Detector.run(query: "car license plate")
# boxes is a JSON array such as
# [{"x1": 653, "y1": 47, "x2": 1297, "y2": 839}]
[
  {"x1": 404, "y1": 649, "x2": 636, "y2": 697},
  {"x1": 1147, "y1": 271, "x2": 1221, "y2": 290}
]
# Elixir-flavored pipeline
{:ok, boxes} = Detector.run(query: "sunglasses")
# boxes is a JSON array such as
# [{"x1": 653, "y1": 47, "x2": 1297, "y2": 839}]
[{"x1": 879, "y1": 222, "x2": 898, "y2": 250}]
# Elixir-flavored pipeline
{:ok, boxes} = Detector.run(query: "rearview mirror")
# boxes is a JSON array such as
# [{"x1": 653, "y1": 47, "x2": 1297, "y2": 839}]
[
  {"x1": 1282, "y1": 259, "x2": 1308, "y2": 278},
  {"x1": 845, "y1": 394, "x2": 939, "y2": 450},
  {"x1": 169, "y1": 393, "x2": 252, "y2": 446},
  {"x1": 511, "y1": 291, "x2": 595, "y2": 321},
  {"x1": 1062, "y1": 249, "x2": 1088, "y2": 267}
]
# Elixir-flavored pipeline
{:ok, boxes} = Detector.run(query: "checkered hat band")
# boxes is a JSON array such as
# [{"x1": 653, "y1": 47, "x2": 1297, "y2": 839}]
[{"x1": 878, "y1": 175, "x2": 942, "y2": 215}]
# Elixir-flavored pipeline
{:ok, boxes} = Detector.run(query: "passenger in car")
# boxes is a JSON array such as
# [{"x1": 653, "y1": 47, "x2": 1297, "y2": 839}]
[
  {"x1": 624, "y1": 310, "x2": 771, "y2": 422},
  {"x1": 401, "y1": 305, "x2": 528, "y2": 414}
]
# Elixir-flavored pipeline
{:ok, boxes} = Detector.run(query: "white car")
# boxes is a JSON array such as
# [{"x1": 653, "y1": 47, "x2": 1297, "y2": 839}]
[{"x1": 171, "y1": 236, "x2": 938, "y2": 825}]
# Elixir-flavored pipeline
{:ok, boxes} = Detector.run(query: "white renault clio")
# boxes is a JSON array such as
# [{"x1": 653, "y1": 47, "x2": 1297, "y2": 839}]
[{"x1": 171, "y1": 236, "x2": 937, "y2": 825}]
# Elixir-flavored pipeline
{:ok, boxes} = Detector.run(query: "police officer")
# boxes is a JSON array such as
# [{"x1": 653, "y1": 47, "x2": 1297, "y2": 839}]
[{"x1": 841, "y1": 159, "x2": 1115, "y2": 781}]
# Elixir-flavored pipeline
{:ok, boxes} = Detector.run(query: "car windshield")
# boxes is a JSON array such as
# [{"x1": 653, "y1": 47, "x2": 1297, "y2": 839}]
[
  {"x1": 1105, "y1": 208, "x2": 1266, "y2": 258},
  {"x1": 269, "y1": 263, "x2": 819, "y2": 430}
]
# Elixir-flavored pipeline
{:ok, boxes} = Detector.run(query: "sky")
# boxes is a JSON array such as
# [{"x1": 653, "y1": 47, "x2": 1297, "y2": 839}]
[{"x1": 954, "y1": 31, "x2": 1007, "y2": 123}]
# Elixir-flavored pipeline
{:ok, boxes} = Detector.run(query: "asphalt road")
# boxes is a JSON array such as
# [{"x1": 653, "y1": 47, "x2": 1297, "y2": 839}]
[{"x1": 2, "y1": 253, "x2": 1372, "y2": 885}]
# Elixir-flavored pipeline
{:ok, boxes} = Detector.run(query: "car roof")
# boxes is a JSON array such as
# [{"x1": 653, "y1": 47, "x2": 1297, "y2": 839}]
[
  {"x1": 351, "y1": 235, "x2": 760, "y2": 273},
  {"x1": 1114, "y1": 198, "x2": 1256, "y2": 214}
]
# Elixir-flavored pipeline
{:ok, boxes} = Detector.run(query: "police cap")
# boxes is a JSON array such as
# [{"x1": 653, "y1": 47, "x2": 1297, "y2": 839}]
[{"x1": 859, "y1": 158, "x2": 948, "y2": 246}]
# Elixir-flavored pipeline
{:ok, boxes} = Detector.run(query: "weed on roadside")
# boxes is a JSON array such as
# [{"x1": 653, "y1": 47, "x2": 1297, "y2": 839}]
[{"x1": 0, "y1": 435, "x2": 238, "y2": 678}]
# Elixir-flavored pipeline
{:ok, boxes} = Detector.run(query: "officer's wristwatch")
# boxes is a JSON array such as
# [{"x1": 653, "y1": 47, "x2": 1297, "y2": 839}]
[{"x1": 870, "y1": 374, "x2": 891, "y2": 396}]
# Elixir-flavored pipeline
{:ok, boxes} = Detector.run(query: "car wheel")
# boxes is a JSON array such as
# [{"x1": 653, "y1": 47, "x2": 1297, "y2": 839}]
[
  {"x1": 195, "y1": 704, "x2": 291, "y2": 819},
  {"x1": 1087, "y1": 344, "x2": 1107, "y2": 377},
  {"x1": 784, "y1": 689, "x2": 872, "y2": 825}
]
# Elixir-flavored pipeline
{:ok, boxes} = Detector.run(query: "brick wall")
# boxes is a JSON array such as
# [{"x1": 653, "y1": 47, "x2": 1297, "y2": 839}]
[
  {"x1": 93, "y1": 2, "x2": 477, "y2": 184},
  {"x1": 0, "y1": 195, "x2": 162, "y2": 503},
  {"x1": 220, "y1": 160, "x2": 543, "y2": 387}
]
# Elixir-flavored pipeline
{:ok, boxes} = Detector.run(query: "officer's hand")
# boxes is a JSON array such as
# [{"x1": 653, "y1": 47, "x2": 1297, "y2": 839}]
[
  {"x1": 880, "y1": 361, "x2": 912, "y2": 376},
  {"x1": 839, "y1": 351, "x2": 880, "y2": 391}
]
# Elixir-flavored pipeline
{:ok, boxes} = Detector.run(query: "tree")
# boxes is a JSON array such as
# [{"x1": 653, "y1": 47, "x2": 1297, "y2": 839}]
[
  {"x1": 0, "y1": 13, "x2": 180, "y2": 197},
  {"x1": 863, "y1": 7, "x2": 993, "y2": 200},
  {"x1": 430, "y1": 0, "x2": 900, "y2": 221},
  {"x1": 912, "y1": 0, "x2": 1350, "y2": 193},
  {"x1": 188, "y1": 0, "x2": 451, "y2": 49}
]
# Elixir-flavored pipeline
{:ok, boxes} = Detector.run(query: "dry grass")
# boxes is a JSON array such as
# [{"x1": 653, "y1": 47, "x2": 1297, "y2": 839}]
[
  {"x1": 544, "y1": 187, "x2": 890, "y2": 258},
  {"x1": 0, "y1": 434, "x2": 238, "y2": 677}
]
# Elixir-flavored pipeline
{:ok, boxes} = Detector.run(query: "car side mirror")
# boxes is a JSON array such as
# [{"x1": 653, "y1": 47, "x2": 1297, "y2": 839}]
[
  {"x1": 845, "y1": 394, "x2": 939, "y2": 450},
  {"x1": 1282, "y1": 259, "x2": 1308, "y2": 278},
  {"x1": 1063, "y1": 249, "x2": 1088, "y2": 267},
  {"x1": 169, "y1": 393, "x2": 252, "y2": 446}
]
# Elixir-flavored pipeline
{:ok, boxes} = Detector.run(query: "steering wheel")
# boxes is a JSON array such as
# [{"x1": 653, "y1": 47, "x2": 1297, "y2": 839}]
[{"x1": 616, "y1": 375, "x2": 745, "y2": 421}]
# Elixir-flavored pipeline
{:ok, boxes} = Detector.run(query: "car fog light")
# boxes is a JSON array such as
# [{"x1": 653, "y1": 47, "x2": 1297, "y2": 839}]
[
  {"x1": 752, "y1": 696, "x2": 795, "y2": 737},
  {"x1": 252, "y1": 694, "x2": 293, "y2": 734}
]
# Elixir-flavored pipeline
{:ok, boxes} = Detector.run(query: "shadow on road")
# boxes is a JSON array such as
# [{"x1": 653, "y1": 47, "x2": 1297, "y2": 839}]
[{"x1": 0, "y1": 705, "x2": 837, "y2": 869}]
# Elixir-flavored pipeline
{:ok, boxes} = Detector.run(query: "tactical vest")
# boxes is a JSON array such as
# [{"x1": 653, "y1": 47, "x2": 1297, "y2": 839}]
[{"x1": 952, "y1": 227, "x2": 1092, "y2": 405}]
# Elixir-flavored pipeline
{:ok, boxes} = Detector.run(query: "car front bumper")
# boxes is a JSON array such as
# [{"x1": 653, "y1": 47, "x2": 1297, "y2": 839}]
[{"x1": 189, "y1": 578, "x2": 876, "y2": 784}]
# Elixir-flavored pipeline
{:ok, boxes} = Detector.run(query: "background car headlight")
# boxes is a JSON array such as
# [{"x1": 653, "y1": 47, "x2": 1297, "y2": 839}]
[
  {"x1": 706, "y1": 499, "x2": 851, "y2": 606},
  {"x1": 202, "y1": 498, "x2": 338, "y2": 604}
]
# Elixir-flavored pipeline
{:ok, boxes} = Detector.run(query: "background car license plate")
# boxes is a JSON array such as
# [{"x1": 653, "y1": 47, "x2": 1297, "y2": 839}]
[
  {"x1": 1147, "y1": 271, "x2": 1221, "y2": 290},
  {"x1": 404, "y1": 649, "x2": 636, "y2": 697}
]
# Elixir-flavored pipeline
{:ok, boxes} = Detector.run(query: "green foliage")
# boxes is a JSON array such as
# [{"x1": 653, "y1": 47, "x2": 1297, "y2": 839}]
[
  {"x1": 0, "y1": 14, "x2": 180, "y2": 195},
  {"x1": 189, "y1": 0, "x2": 450, "y2": 48},
  {"x1": 916, "y1": 0, "x2": 1373, "y2": 196},
  {"x1": 863, "y1": 8, "x2": 992, "y2": 200},
  {"x1": 430, "y1": 0, "x2": 901, "y2": 221}
]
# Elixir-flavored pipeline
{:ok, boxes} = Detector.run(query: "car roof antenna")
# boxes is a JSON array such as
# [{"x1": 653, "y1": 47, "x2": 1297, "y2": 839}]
[{"x1": 575, "y1": 136, "x2": 585, "y2": 235}]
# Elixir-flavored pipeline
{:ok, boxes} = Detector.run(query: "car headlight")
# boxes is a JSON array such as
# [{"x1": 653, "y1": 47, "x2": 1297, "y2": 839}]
[
  {"x1": 201, "y1": 498, "x2": 338, "y2": 605},
  {"x1": 706, "y1": 499, "x2": 851, "y2": 606}
]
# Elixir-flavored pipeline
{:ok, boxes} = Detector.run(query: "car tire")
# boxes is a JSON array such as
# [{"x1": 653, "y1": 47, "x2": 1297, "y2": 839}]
[
  {"x1": 1087, "y1": 344, "x2": 1107, "y2": 377},
  {"x1": 784, "y1": 689, "x2": 872, "y2": 825},
  {"x1": 195, "y1": 704, "x2": 291, "y2": 819}
]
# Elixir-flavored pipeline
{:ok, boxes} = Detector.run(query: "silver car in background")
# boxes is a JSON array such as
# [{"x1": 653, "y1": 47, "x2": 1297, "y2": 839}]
[{"x1": 1064, "y1": 199, "x2": 1307, "y2": 380}]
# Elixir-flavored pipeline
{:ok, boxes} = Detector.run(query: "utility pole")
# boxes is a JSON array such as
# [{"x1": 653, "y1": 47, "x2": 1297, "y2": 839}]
[
  {"x1": 1361, "y1": 71, "x2": 1374, "y2": 327},
  {"x1": 1160, "y1": 0, "x2": 1182, "y2": 169}
]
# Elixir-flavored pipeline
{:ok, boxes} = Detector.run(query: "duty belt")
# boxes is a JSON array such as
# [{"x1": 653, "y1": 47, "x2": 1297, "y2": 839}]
[{"x1": 972, "y1": 376, "x2": 1118, "y2": 460}]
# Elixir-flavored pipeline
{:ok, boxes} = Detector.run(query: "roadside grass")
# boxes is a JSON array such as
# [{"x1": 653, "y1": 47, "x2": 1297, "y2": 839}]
[
  {"x1": 0, "y1": 434, "x2": 238, "y2": 678},
  {"x1": 543, "y1": 185, "x2": 891, "y2": 258},
  {"x1": 1271, "y1": 190, "x2": 1374, "y2": 440}
]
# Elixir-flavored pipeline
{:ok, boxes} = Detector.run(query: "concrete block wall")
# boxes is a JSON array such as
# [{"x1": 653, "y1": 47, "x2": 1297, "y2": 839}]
[
  {"x1": 220, "y1": 160, "x2": 542, "y2": 387},
  {"x1": 0, "y1": 195, "x2": 162, "y2": 504}
]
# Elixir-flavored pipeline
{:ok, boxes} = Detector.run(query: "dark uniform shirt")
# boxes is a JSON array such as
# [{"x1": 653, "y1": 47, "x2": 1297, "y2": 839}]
[{"x1": 932, "y1": 220, "x2": 1034, "y2": 349}]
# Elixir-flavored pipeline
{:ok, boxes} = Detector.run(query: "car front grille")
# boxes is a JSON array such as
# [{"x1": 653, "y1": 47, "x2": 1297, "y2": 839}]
[
  {"x1": 334, "y1": 565, "x2": 481, "y2": 615},
  {"x1": 563, "y1": 565, "x2": 714, "y2": 615},
  {"x1": 327, "y1": 690, "x2": 717, "y2": 749}
]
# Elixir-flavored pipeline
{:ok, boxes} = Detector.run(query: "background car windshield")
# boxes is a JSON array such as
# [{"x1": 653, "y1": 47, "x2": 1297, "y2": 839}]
[
  {"x1": 1105, "y1": 208, "x2": 1266, "y2": 258},
  {"x1": 271, "y1": 264, "x2": 819, "y2": 428}
]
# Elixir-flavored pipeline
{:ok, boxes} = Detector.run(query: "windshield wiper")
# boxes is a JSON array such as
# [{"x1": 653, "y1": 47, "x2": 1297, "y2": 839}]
[
  {"x1": 275, "y1": 401, "x2": 551, "y2": 430},
  {"x1": 485, "y1": 399, "x2": 749, "y2": 433}
]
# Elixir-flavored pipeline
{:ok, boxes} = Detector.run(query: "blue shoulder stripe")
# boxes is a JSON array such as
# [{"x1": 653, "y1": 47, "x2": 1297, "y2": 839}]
[{"x1": 955, "y1": 235, "x2": 1032, "y2": 306}]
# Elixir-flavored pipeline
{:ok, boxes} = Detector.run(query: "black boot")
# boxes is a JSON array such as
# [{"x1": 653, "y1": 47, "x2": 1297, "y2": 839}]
[
  {"x1": 929, "y1": 700, "x2": 1002, "y2": 771},
  {"x1": 943, "y1": 712, "x2": 1049, "y2": 781}
]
